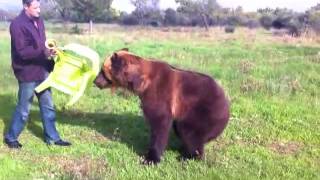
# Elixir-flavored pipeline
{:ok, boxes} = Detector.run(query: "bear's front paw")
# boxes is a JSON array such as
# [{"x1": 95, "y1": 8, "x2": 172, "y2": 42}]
[{"x1": 143, "y1": 149, "x2": 161, "y2": 165}]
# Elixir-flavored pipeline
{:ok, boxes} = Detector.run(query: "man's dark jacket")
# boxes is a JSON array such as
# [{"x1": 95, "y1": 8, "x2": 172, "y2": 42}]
[{"x1": 10, "y1": 10, "x2": 53, "y2": 82}]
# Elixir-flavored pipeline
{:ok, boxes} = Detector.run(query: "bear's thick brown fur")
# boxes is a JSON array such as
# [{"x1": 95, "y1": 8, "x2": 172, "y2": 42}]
[{"x1": 94, "y1": 49, "x2": 230, "y2": 164}]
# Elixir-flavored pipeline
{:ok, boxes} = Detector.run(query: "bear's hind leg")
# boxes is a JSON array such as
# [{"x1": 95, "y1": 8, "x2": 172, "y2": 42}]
[
  {"x1": 175, "y1": 122, "x2": 205, "y2": 160},
  {"x1": 173, "y1": 121, "x2": 181, "y2": 138}
]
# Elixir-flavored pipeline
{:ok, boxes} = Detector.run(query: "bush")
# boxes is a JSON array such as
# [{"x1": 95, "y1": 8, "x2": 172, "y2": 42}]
[
  {"x1": 309, "y1": 12, "x2": 320, "y2": 34},
  {"x1": 272, "y1": 17, "x2": 303, "y2": 37},
  {"x1": 287, "y1": 20, "x2": 303, "y2": 36},
  {"x1": 164, "y1": 8, "x2": 177, "y2": 26},
  {"x1": 120, "y1": 15, "x2": 139, "y2": 26},
  {"x1": 311, "y1": 19, "x2": 320, "y2": 34},
  {"x1": 227, "y1": 16, "x2": 242, "y2": 26},
  {"x1": 246, "y1": 19, "x2": 260, "y2": 29},
  {"x1": 272, "y1": 19, "x2": 287, "y2": 29},
  {"x1": 176, "y1": 14, "x2": 192, "y2": 26},
  {"x1": 260, "y1": 15, "x2": 273, "y2": 30},
  {"x1": 225, "y1": 25, "x2": 235, "y2": 33},
  {"x1": 147, "y1": 21, "x2": 161, "y2": 27}
]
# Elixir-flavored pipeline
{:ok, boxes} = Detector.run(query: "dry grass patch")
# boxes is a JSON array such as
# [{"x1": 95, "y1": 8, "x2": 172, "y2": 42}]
[
  {"x1": 238, "y1": 60, "x2": 256, "y2": 74},
  {"x1": 308, "y1": 52, "x2": 320, "y2": 64},
  {"x1": 240, "y1": 77, "x2": 263, "y2": 93},
  {"x1": 268, "y1": 141, "x2": 303, "y2": 155},
  {"x1": 40, "y1": 155, "x2": 113, "y2": 179}
]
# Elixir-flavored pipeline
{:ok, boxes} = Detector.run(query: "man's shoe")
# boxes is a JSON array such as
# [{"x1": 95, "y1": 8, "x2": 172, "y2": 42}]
[
  {"x1": 4, "y1": 139, "x2": 22, "y2": 149},
  {"x1": 54, "y1": 139, "x2": 71, "y2": 146}
]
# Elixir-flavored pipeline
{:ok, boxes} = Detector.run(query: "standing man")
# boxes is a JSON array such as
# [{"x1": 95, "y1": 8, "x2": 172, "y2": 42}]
[{"x1": 4, "y1": 0, "x2": 71, "y2": 148}]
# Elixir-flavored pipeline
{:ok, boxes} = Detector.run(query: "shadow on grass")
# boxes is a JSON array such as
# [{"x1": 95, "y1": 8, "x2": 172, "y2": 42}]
[
  {"x1": 0, "y1": 94, "x2": 57, "y2": 142},
  {"x1": 0, "y1": 94, "x2": 15, "y2": 137},
  {"x1": 0, "y1": 94, "x2": 180, "y2": 156},
  {"x1": 56, "y1": 108, "x2": 181, "y2": 155}
]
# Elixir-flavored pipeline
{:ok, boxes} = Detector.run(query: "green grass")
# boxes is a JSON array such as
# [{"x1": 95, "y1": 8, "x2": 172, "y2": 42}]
[{"x1": 0, "y1": 24, "x2": 319, "y2": 179}]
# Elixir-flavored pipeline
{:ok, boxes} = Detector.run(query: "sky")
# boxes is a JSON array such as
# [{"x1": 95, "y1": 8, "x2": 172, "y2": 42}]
[
  {"x1": 112, "y1": 0, "x2": 319, "y2": 12},
  {"x1": 0, "y1": 0, "x2": 319, "y2": 12}
]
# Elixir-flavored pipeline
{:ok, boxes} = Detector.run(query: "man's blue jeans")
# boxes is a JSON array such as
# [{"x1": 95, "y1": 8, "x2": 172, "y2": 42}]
[{"x1": 5, "y1": 81, "x2": 60, "y2": 144}]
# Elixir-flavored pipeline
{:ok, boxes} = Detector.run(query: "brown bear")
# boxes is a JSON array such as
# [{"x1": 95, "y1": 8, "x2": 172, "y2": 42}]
[{"x1": 94, "y1": 49, "x2": 230, "y2": 164}]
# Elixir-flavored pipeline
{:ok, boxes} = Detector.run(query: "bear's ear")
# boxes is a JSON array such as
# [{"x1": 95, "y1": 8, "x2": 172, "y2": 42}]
[
  {"x1": 111, "y1": 52, "x2": 118, "y2": 64},
  {"x1": 111, "y1": 52, "x2": 124, "y2": 72},
  {"x1": 120, "y1": 48, "x2": 129, "y2": 51}
]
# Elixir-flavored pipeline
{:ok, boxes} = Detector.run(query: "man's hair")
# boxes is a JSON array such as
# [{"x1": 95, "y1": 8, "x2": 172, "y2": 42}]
[{"x1": 22, "y1": 0, "x2": 40, "y2": 6}]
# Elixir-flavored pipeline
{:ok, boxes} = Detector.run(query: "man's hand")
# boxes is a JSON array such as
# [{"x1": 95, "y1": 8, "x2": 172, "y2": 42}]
[{"x1": 44, "y1": 48, "x2": 57, "y2": 58}]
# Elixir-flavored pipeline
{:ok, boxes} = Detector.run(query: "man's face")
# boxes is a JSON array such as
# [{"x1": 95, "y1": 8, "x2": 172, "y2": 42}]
[{"x1": 24, "y1": 0, "x2": 41, "y2": 18}]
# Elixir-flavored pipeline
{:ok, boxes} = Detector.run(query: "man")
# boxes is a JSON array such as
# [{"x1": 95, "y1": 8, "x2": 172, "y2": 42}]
[{"x1": 4, "y1": 0, "x2": 71, "y2": 148}]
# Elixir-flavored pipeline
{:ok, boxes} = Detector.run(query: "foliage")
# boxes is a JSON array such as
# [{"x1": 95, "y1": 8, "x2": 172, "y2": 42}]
[
  {"x1": 164, "y1": 8, "x2": 178, "y2": 26},
  {"x1": 70, "y1": 0, "x2": 114, "y2": 22},
  {"x1": 258, "y1": 8, "x2": 306, "y2": 36},
  {"x1": 119, "y1": 12, "x2": 139, "y2": 25},
  {"x1": 306, "y1": 3, "x2": 320, "y2": 34},
  {"x1": 175, "y1": 0, "x2": 219, "y2": 27},
  {"x1": 130, "y1": 0, "x2": 163, "y2": 25},
  {"x1": 259, "y1": 15, "x2": 273, "y2": 30},
  {"x1": 224, "y1": 25, "x2": 235, "y2": 33},
  {"x1": 46, "y1": 0, "x2": 115, "y2": 23},
  {"x1": 45, "y1": 0, "x2": 73, "y2": 21}
]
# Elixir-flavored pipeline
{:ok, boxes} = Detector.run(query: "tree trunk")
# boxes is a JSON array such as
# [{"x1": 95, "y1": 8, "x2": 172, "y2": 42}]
[
  {"x1": 62, "y1": 20, "x2": 68, "y2": 32},
  {"x1": 89, "y1": 20, "x2": 93, "y2": 34},
  {"x1": 201, "y1": 13, "x2": 209, "y2": 31}
]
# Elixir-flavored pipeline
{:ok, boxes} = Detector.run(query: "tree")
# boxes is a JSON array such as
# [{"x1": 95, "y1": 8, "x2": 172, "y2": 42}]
[
  {"x1": 119, "y1": 12, "x2": 139, "y2": 25},
  {"x1": 164, "y1": 8, "x2": 178, "y2": 25},
  {"x1": 176, "y1": 0, "x2": 220, "y2": 29},
  {"x1": 47, "y1": 0, "x2": 73, "y2": 22},
  {"x1": 259, "y1": 15, "x2": 273, "y2": 30},
  {"x1": 131, "y1": 0, "x2": 162, "y2": 25},
  {"x1": 257, "y1": 8, "x2": 274, "y2": 15},
  {"x1": 70, "y1": 0, "x2": 114, "y2": 33},
  {"x1": 131, "y1": 0, "x2": 148, "y2": 25},
  {"x1": 71, "y1": 0, "x2": 113, "y2": 22},
  {"x1": 47, "y1": 0, "x2": 114, "y2": 32},
  {"x1": 307, "y1": 3, "x2": 320, "y2": 34}
]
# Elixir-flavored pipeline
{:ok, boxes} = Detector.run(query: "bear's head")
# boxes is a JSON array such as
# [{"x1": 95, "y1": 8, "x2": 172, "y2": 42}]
[{"x1": 94, "y1": 49, "x2": 146, "y2": 93}]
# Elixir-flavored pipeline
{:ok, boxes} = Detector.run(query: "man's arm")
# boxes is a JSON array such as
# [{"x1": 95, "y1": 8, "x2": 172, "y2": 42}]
[{"x1": 10, "y1": 21, "x2": 45, "y2": 61}]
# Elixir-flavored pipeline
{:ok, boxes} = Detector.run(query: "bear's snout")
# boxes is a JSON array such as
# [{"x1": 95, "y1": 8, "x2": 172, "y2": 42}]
[{"x1": 94, "y1": 70, "x2": 112, "y2": 89}]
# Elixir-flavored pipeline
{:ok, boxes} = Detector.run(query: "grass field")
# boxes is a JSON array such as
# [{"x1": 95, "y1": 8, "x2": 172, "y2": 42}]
[{"x1": 0, "y1": 23, "x2": 319, "y2": 179}]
